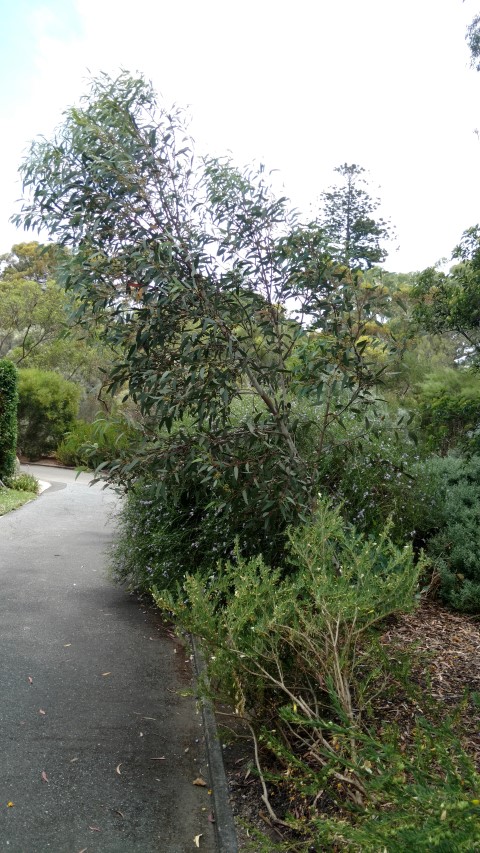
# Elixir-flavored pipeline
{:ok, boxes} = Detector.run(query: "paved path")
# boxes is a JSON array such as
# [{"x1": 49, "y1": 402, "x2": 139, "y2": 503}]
[{"x1": 0, "y1": 469, "x2": 217, "y2": 853}]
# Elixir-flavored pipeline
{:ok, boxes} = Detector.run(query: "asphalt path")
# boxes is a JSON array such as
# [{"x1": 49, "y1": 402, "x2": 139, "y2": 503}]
[{"x1": 0, "y1": 467, "x2": 217, "y2": 853}]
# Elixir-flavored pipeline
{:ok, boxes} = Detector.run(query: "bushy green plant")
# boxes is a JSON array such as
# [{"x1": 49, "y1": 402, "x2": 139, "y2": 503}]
[
  {"x1": 154, "y1": 499, "x2": 421, "y2": 755},
  {"x1": 17, "y1": 368, "x2": 80, "y2": 460},
  {"x1": 304, "y1": 407, "x2": 440, "y2": 549},
  {"x1": 4, "y1": 473, "x2": 39, "y2": 494},
  {"x1": 244, "y1": 716, "x2": 480, "y2": 852},
  {"x1": 109, "y1": 400, "x2": 328, "y2": 594},
  {"x1": 412, "y1": 367, "x2": 480, "y2": 455},
  {"x1": 0, "y1": 359, "x2": 18, "y2": 480},
  {"x1": 419, "y1": 454, "x2": 480, "y2": 612},
  {"x1": 56, "y1": 417, "x2": 134, "y2": 468}
]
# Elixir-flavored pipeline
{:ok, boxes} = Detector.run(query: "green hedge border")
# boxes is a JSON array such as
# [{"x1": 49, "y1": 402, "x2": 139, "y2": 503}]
[{"x1": 0, "y1": 360, "x2": 18, "y2": 480}]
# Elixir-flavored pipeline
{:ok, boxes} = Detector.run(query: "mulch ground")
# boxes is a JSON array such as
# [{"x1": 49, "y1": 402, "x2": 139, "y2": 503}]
[
  {"x1": 220, "y1": 599, "x2": 480, "y2": 849},
  {"x1": 380, "y1": 599, "x2": 480, "y2": 768}
]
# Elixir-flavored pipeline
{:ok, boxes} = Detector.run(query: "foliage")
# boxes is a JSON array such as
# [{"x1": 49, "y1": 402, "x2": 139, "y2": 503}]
[
  {"x1": 0, "y1": 242, "x2": 113, "y2": 412},
  {"x1": 466, "y1": 13, "x2": 480, "y2": 71},
  {"x1": 414, "y1": 228, "x2": 480, "y2": 364},
  {"x1": 17, "y1": 368, "x2": 80, "y2": 460},
  {"x1": 153, "y1": 501, "x2": 429, "y2": 848},
  {"x1": 4, "y1": 473, "x2": 39, "y2": 493},
  {"x1": 244, "y1": 716, "x2": 480, "y2": 852},
  {"x1": 0, "y1": 275, "x2": 68, "y2": 365},
  {"x1": 0, "y1": 359, "x2": 18, "y2": 480},
  {"x1": 411, "y1": 367, "x2": 480, "y2": 455},
  {"x1": 55, "y1": 416, "x2": 136, "y2": 468},
  {"x1": 421, "y1": 454, "x2": 480, "y2": 613},
  {"x1": 319, "y1": 163, "x2": 392, "y2": 269},
  {"x1": 109, "y1": 400, "x2": 311, "y2": 592},
  {"x1": 14, "y1": 72, "x2": 395, "y2": 530},
  {"x1": 0, "y1": 241, "x2": 67, "y2": 283},
  {"x1": 315, "y1": 410, "x2": 440, "y2": 547},
  {"x1": 155, "y1": 499, "x2": 421, "y2": 752}
]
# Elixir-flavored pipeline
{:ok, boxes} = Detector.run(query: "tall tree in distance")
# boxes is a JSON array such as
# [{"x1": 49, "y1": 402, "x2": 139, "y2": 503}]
[
  {"x1": 466, "y1": 13, "x2": 480, "y2": 70},
  {"x1": 319, "y1": 163, "x2": 392, "y2": 269}
]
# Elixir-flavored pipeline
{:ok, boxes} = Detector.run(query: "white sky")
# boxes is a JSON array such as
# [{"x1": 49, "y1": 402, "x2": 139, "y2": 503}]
[{"x1": 1, "y1": 0, "x2": 480, "y2": 272}]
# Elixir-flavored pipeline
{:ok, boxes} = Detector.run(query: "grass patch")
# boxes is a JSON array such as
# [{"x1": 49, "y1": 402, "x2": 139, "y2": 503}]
[{"x1": 0, "y1": 488, "x2": 37, "y2": 515}]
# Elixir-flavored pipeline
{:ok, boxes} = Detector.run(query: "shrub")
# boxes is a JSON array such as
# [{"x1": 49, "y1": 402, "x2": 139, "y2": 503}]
[
  {"x1": 109, "y1": 400, "x2": 324, "y2": 593},
  {"x1": 420, "y1": 454, "x2": 480, "y2": 612},
  {"x1": 4, "y1": 473, "x2": 39, "y2": 494},
  {"x1": 411, "y1": 367, "x2": 480, "y2": 455},
  {"x1": 244, "y1": 716, "x2": 480, "y2": 852},
  {"x1": 17, "y1": 368, "x2": 80, "y2": 460},
  {"x1": 110, "y1": 405, "x2": 440, "y2": 596},
  {"x1": 0, "y1": 360, "x2": 18, "y2": 480},
  {"x1": 310, "y1": 408, "x2": 440, "y2": 548},
  {"x1": 155, "y1": 498, "x2": 421, "y2": 738},
  {"x1": 56, "y1": 417, "x2": 134, "y2": 469},
  {"x1": 154, "y1": 501, "x2": 480, "y2": 852}
]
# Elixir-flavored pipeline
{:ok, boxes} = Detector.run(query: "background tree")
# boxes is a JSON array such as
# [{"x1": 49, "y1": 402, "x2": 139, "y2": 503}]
[
  {"x1": 0, "y1": 242, "x2": 114, "y2": 416},
  {"x1": 319, "y1": 163, "x2": 392, "y2": 269},
  {"x1": 466, "y1": 13, "x2": 480, "y2": 70},
  {"x1": 413, "y1": 226, "x2": 480, "y2": 364}
]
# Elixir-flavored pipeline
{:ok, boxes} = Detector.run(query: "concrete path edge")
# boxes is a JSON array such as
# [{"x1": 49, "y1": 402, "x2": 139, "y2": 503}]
[{"x1": 192, "y1": 636, "x2": 239, "y2": 853}]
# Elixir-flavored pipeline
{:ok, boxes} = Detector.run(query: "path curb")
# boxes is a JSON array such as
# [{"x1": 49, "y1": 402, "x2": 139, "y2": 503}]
[{"x1": 191, "y1": 636, "x2": 239, "y2": 853}]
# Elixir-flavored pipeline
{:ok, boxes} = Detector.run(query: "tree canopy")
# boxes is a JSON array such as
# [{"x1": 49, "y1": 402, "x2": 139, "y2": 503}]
[
  {"x1": 413, "y1": 226, "x2": 480, "y2": 363},
  {"x1": 14, "y1": 72, "x2": 394, "y2": 536}
]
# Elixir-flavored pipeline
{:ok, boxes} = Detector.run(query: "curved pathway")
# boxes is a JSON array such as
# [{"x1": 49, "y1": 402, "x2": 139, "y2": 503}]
[{"x1": 0, "y1": 469, "x2": 216, "y2": 852}]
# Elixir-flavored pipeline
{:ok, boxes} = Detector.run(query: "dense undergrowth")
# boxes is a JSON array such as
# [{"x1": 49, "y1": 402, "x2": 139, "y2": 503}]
[{"x1": 109, "y1": 413, "x2": 480, "y2": 850}]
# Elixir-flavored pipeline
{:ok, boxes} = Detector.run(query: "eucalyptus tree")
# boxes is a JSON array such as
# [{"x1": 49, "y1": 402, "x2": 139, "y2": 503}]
[{"x1": 14, "y1": 72, "x2": 393, "y2": 540}]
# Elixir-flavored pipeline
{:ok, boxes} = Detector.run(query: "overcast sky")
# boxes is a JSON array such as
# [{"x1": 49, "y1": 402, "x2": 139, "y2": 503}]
[{"x1": 1, "y1": 0, "x2": 480, "y2": 272}]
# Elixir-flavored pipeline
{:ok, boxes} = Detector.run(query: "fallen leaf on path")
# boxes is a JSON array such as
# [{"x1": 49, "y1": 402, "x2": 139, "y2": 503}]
[
  {"x1": 142, "y1": 716, "x2": 157, "y2": 721},
  {"x1": 115, "y1": 809, "x2": 125, "y2": 818},
  {"x1": 41, "y1": 771, "x2": 49, "y2": 783},
  {"x1": 192, "y1": 777, "x2": 207, "y2": 787},
  {"x1": 7, "y1": 802, "x2": 14, "y2": 808},
  {"x1": 150, "y1": 757, "x2": 166, "y2": 761},
  {"x1": 39, "y1": 709, "x2": 46, "y2": 716},
  {"x1": 89, "y1": 825, "x2": 101, "y2": 832},
  {"x1": 102, "y1": 672, "x2": 111, "y2": 677},
  {"x1": 193, "y1": 834, "x2": 203, "y2": 847},
  {"x1": 70, "y1": 757, "x2": 79, "y2": 763},
  {"x1": 64, "y1": 643, "x2": 71, "y2": 648},
  {"x1": 115, "y1": 763, "x2": 122, "y2": 776},
  {"x1": 28, "y1": 676, "x2": 33, "y2": 685}
]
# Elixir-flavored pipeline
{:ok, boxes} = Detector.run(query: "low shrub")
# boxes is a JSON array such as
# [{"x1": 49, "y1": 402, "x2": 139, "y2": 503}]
[
  {"x1": 4, "y1": 473, "x2": 39, "y2": 494},
  {"x1": 17, "y1": 368, "x2": 80, "y2": 460},
  {"x1": 56, "y1": 417, "x2": 134, "y2": 469},
  {"x1": 244, "y1": 716, "x2": 480, "y2": 852},
  {"x1": 155, "y1": 498, "x2": 421, "y2": 743}
]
